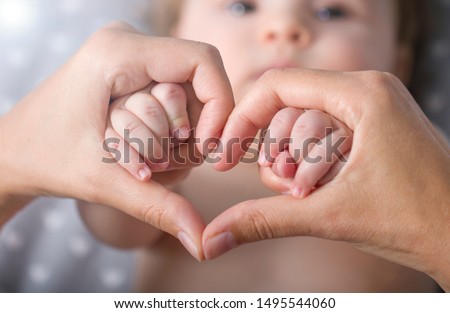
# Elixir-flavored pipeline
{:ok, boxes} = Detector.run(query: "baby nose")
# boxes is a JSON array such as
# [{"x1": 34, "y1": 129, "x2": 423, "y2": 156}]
[{"x1": 261, "y1": 19, "x2": 310, "y2": 46}]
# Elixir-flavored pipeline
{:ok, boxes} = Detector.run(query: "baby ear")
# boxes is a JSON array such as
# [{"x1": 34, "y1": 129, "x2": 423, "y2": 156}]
[{"x1": 394, "y1": 44, "x2": 413, "y2": 86}]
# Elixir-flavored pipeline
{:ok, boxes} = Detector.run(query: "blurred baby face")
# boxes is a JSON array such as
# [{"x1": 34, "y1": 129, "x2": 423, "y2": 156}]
[{"x1": 175, "y1": 0, "x2": 401, "y2": 101}]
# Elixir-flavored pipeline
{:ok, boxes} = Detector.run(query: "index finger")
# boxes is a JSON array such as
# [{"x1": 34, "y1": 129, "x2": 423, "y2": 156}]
[{"x1": 213, "y1": 69, "x2": 363, "y2": 171}]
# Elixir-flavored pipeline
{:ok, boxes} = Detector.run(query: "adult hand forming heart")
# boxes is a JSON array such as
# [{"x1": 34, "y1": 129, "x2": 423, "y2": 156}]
[
  {"x1": 0, "y1": 22, "x2": 234, "y2": 260},
  {"x1": 1, "y1": 23, "x2": 449, "y2": 291},
  {"x1": 204, "y1": 69, "x2": 450, "y2": 291}
]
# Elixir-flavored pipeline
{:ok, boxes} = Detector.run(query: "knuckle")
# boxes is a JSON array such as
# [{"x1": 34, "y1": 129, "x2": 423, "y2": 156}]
[
  {"x1": 258, "y1": 68, "x2": 290, "y2": 94},
  {"x1": 259, "y1": 68, "x2": 281, "y2": 84},
  {"x1": 293, "y1": 117, "x2": 314, "y2": 134},
  {"x1": 152, "y1": 83, "x2": 186, "y2": 103},
  {"x1": 198, "y1": 42, "x2": 222, "y2": 60},
  {"x1": 246, "y1": 207, "x2": 276, "y2": 241},
  {"x1": 127, "y1": 94, "x2": 166, "y2": 119},
  {"x1": 292, "y1": 121, "x2": 325, "y2": 143},
  {"x1": 104, "y1": 64, "x2": 131, "y2": 94},
  {"x1": 143, "y1": 105, "x2": 166, "y2": 120},
  {"x1": 84, "y1": 22, "x2": 137, "y2": 94},
  {"x1": 90, "y1": 21, "x2": 126, "y2": 48},
  {"x1": 361, "y1": 71, "x2": 395, "y2": 93},
  {"x1": 123, "y1": 118, "x2": 142, "y2": 134},
  {"x1": 102, "y1": 20, "x2": 134, "y2": 32},
  {"x1": 139, "y1": 190, "x2": 179, "y2": 232},
  {"x1": 140, "y1": 203, "x2": 166, "y2": 230},
  {"x1": 320, "y1": 208, "x2": 358, "y2": 242},
  {"x1": 355, "y1": 71, "x2": 398, "y2": 112},
  {"x1": 269, "y1": 110, "x2": 289, "y2": 129}
]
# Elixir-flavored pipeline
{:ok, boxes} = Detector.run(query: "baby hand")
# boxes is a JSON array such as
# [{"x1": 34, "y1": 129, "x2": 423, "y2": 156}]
[
  {"x1": 259, "y1": 108, "x2": 353, "y2": 198},
  {"x1": 105, "y1": 82, "x2": 202, "y2": 182}
]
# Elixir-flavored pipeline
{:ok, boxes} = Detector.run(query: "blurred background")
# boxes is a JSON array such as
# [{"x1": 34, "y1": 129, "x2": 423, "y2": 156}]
[{"x1": 0, "y1": 0, "x2": 448, "y2": 292}]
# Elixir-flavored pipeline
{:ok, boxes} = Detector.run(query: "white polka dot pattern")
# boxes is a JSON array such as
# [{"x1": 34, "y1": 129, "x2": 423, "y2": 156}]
[
  {"x1": 42, "y1": 209, "x2": 66, "y2": 232},
  {"x1": 1, "y1": 229, "x2": 25, "y2": 251},
  {"x1": 29, "y1": 263, "x2": 51, "y2": 285},
  {"x1": 68, "y1": 235, "x2": 92, "y2": 258},
  {"x1": 100, "y1": 268, "x2": 127, "y2": 290}
]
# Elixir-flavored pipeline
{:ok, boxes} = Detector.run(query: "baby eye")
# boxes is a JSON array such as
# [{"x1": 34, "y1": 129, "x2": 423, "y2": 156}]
[
  {"x1": 228, "y1": 1, "x2": 256, "y2": 16},
  {"x1": 316, "y1": 7, "x2": 348, "y2": 21}
]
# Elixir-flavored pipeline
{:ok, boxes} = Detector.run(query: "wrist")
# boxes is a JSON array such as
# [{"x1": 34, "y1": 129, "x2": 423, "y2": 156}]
[
  {"x1": 426, "y1": 251, "x2": 450, "y2": 292},
  {"x1": 0, "y1": 163, "x2": 35, "y2": 224},
  {"x1": 427, "y1": 228, "x2": 450, "y2": 292},
  {"x1": 421, "y1": 184, "x2": 450, "y2": 292},
  {"x1": 0, "y1": 117, "x2": 35, "y2": 225}
]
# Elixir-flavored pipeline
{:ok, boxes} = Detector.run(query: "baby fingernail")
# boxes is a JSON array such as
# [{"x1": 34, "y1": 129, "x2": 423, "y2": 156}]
[
  {"x1": 258, "y1": 152, "x2": 269, "y2": 167},
  {"x1": 153, "y1": 160, "x2": 170, "y2": 171},
  {"x1": 204, "y1": 232, "x2": 238, "y2": 261},
  {"x1": 178, "y1": 231, "x2": 201, "y2": 261},
  {"x1": 138, "y1": 166, "x2": 152, "y2": 181},
  {"x1": 174, "y1": 126, "x2": 190, "y2": 140},
  {"x1": 291, "y1": 185, "x2": 303, "y2": 198}
]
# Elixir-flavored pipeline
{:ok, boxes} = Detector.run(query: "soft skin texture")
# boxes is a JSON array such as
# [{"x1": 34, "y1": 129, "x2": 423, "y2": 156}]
[
  {"x1": 0, "y1": 22, "x2": 236, "y2": 260},
  {"x1": 174, "y1": 0, "x2": 442, "y2": 291},
  {"x1": 205, "y1": 69, "x2": 450, "y2": 291},
  {"x1": 173, "y1": 0, "x2": 407, "y2": 196},
  {"x1": 80, "y1": 0, "x2": 442, "y2": 292},
  {"x1": 175, "y1": 0, "x2": 402, "y2": 102}
]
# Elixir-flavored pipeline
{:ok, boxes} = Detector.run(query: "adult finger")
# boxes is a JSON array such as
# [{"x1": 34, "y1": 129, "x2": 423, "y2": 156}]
[
  {"x1": 213, "y1": 69, "x2": 362, "y2": 171},
  {"x1": 89, "y1": 151, "x2": 206, "y2": 260},
  {"x1": 202, "y1": 183, "x2": 352, "y2": 260}
]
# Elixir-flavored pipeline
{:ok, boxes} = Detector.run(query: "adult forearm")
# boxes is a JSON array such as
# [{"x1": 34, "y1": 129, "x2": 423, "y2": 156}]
[
  {"x1": 0, "y1": 119, "x2": 34, "y2": 225},
  {"x1": 427, "y1": 185, "x2": 450, "y2": 292}
]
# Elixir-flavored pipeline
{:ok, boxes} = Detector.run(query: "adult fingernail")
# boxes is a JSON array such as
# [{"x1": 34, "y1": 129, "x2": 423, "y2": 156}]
[
  {"x1": 139, "y1": 166, "x2": 152, "y2": 181},
  {"x1": 178, "y1": 231, "x2": 201, "y2": 261},
  {"x1": 204, "y1": 232, "x2": 238, "y2": 261}
]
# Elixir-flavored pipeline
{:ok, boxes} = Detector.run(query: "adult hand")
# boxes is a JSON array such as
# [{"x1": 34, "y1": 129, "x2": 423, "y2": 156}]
[
  {"x1": 0, "y1": 22, "x2": 234, "y2": 260},
  {"x1": 204, "y1": 69, "x2": 450, "y2": 290}
]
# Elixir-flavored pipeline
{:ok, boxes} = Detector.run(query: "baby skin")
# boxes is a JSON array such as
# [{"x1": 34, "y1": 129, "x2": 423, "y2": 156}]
[
  {"x1": 79, "y1": 78, "x2": 434, "y2": 292},
  {"x1": 79, "y1": 0, "x2": 437, "y2": 291}
]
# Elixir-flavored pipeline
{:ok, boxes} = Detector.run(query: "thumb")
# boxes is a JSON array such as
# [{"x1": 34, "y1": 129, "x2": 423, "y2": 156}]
[
  {"x1": 202, "y1": 182, "x2": 353, "y2": 260},
  {"x1": 89, "y1": 164, "x2": 206, "y2": 261}
]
